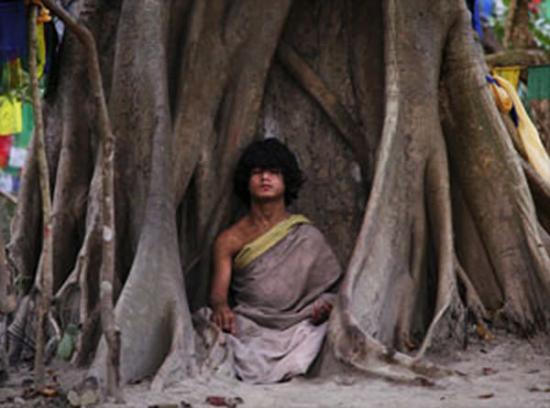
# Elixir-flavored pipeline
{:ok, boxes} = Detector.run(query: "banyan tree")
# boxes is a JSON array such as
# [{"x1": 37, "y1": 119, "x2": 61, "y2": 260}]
[{"x1": 3, "y1": 0, "x2": 550, "y2": 396}]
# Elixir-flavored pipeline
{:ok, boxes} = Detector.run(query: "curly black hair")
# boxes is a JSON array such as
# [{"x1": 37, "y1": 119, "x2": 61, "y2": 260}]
[{"x1": 234, "y1": 138, "x2": 304, "y2": 207}]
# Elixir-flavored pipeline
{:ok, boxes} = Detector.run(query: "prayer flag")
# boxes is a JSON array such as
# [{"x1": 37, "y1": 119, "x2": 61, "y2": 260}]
[
  {"x1": 8, "y1": 146, "x2": 27, "y2": 169},
  {"x1": 492, "y1": 66, "x2": 521, "y2": 89},
  {"x1": 0, "y1": 135, "x2": 12, "y2": 168},
  {"x1": 0, "y1": 1, "x2": 27, "y2": 63},
  {"x1": 0, "y1": 96, "x2": 23, "y2": 135},
  {"x1": 15, "y1": 103, "x2": 34, "y2": 148},
  {"x1": 528, "y1": 65, "x2": 550, "y2": 101}
]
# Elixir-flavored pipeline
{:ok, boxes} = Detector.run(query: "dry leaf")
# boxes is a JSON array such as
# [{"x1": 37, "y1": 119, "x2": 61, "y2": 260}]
[
  {"x1": 206, "y1": 396, "x2": 243, "y2": 408},
  {"x1": 39, "y1": 387, "x2": 58, "y2": 398},
  {"x1": 476, "y1": 323, "x2": 494, "y2": 341},
  {"x1": 482, "y1": 367, "x2": 498, "y2": 375}
]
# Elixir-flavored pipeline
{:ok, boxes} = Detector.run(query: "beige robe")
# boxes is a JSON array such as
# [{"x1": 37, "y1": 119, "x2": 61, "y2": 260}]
[{"x1": 194, "y1": 221, "x2": 342, "y2": 384}]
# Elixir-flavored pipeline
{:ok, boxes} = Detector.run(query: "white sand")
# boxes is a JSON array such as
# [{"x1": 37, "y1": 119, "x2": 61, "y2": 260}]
[{"x1": 2, "y1": 331, "x2": 550, "y2": 407}]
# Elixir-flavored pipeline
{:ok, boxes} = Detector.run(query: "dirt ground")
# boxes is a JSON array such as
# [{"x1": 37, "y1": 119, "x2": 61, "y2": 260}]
[{"x1": 1, "y1": 331, "x2": 550, "y2": 408}]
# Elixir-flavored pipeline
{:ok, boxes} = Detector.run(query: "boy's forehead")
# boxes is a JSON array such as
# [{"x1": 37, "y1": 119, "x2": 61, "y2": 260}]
[{"x1": 251, "y1": 164, "x2": 282, "y2": 170}]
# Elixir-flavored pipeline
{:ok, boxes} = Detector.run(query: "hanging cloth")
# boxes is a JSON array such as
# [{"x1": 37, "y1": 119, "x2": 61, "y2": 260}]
[
  {"x1": 0, "y1": 135, "x2": 12, "y2": 169},
  {"x1": 0, "y1": 58, "x2": 23, "y2": 94},
  {"x1": 492, "y1": 66, "x2": 522, "y2": 89},
  {"x1": 494, "y1": 74, "x2": 550, "y2": 183},
  {"x1": 0, "y1": 96, "x2": 23, "y2": 135},
  {"x1": 480, "y1": 0, "x2": 494, "y2": 18},
  {"x1": 15, "y1": 103, "x2": 34, "y2": 148},
  {"x1": 0, "y1": 1, "x2": 28, "y2": 63},
  {"x1": 466, "y1": 0, "x2": 484, "y2": 39},
  {"x1": 36, "y1": 22, "x2": 46, "y2": 79},
  {"x1": 527, "y1": 64, "x2": 550, "y2": 101}
]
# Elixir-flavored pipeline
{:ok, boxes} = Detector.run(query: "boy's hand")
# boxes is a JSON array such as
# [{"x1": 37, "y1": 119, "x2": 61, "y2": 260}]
[
  {"x1": 211, "y1": 303, "x2": 237, "y2": 334},
  {"x1": 311, "y1": 299, "x2": 333, "y2": 325}
]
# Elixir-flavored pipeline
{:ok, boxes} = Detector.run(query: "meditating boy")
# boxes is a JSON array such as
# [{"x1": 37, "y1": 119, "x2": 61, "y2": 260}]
[{"x1": 208, "y1": 138, "x2": 342, "y2": 383}]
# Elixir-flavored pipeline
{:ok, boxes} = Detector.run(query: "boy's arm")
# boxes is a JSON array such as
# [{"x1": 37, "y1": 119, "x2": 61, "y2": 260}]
[{"x1": 209, "y1": 232, "x2": 237, "y2": 334}]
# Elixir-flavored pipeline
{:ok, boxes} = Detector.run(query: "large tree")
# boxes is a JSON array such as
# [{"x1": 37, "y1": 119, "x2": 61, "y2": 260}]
[{"x1": 5, "y1": 0, "x2": 550, "y2": 391}]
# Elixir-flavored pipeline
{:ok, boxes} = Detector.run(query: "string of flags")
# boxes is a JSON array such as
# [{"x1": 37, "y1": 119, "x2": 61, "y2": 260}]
[{"x1": 0, "y1": 0, "x2": 57, "y2": 195}]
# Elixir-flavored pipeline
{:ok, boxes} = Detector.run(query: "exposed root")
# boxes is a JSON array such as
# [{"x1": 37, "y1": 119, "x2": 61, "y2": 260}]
[
  {"x1": 276, "y1": 42, "x2": 370, "y2": 171},
  {"x1": 151, "y1": 305, "x2": 197, "y2": 391},
  {"x1": 454, "y1": 258, "x2": 489, "y2": 323}
]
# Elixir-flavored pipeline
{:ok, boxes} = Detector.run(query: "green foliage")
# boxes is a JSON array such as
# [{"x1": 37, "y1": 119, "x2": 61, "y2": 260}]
[
  {"x1": 487, "y1": 0, "x2": 550, "y2": 50},
  {"x1": 531, "y1": 15, "x2": 550, "y2": 49}
]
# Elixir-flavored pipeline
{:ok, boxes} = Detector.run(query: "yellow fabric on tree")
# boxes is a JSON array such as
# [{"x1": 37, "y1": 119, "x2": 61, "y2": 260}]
[
  {"x1": 489, "y1": 81, "x2": 513, "y2": 113},
  {"x1": 37, "y1": 22, "x2": 46, "y2": 78},
  {"x1": 234, "y1": 214, "x2": 312, "y2": 270},
  {"x1": 0, "y1": 96, "x2": 22, "y2": 135},
  {"x1": 492, "y1": 66, "x2": 521, "y2": 89},
  {"x1": 494, "y1": 75, "x2": 550, "y2": 183}
]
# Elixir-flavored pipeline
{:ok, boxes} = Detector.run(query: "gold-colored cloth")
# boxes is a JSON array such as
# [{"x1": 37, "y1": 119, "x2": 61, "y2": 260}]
[
  {"x1": 233, "y1": 214, "x2": 311, "y2": 270},
  {"x1": 494, "y1": 75, "x2": 550, "y2": 183}
]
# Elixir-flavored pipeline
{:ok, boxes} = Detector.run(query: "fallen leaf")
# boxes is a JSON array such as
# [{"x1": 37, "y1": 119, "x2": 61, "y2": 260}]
[
  {"x1": 476, "y1": 324, "x2": 494, "y2": 341},
  {"x1": 206, "y1": 396, "x2": 228, "y2": 407},
  {"x1": 478, "y1": 393, "x2": 494, "y2": 399},
  {"x1": 206, "y1": 396, "x2": 243, "y2": 408},
  {"x1": 39, "y1": 387, "x2": 58, "y2": 398},
  {"x1": 482, "y1": 367, "x2": 498, "y2": 375}
]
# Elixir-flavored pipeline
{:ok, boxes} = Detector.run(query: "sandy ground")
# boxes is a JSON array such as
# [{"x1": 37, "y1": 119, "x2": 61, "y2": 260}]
[{"x1": 1, "y1": 331, "x2": 550, "y2": 408}]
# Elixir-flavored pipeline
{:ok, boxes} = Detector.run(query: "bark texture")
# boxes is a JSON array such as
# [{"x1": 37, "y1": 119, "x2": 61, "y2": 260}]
[{"x1": 5, "y1": 0, "x2": 550, "y2": 390}]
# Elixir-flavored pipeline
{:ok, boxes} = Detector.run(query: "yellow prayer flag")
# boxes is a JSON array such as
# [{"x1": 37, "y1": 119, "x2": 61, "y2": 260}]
[
  {"x1": 0, "y1": 96, "x2": 23, "y2": 135},
  {"x1": 492, "y1": 66, "x2": 521, "y2": 89},
  {"x1": 37, "y1": 22, "x2": 46, "y2": 78}
]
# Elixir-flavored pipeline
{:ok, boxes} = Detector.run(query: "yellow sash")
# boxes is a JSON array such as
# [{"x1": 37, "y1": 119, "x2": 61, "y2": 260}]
[{"x1": 234, "y1": 214, "x2": 311, "y2": 270}]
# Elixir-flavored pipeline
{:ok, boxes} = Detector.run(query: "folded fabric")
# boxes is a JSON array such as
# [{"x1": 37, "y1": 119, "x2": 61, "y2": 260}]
[
  {"x1": 494, "y1": 74, "x2": 550, "y2": 183},
  {"x1": 234, "y1": 215, "x2": 311, "y2": 270}
]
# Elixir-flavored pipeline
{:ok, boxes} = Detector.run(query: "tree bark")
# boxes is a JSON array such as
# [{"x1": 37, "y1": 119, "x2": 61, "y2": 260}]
[
  {"x1": 28, "y1": 5, "x2": 54, "y2": 389},
  {"x1": 5, "y1": 0, "x2": 550, "y2": 389},
  {"x1": 504, "y1": 0, "x2": 535, "y2": 49}
]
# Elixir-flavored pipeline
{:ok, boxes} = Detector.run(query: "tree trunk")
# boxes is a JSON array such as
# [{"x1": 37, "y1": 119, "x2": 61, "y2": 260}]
[
  {"x1": 504, "y1": 0, "x2": 535, "y2": 49},
  {"x1": 6, "y1": 0, "x2": 550, "y2": 390}
]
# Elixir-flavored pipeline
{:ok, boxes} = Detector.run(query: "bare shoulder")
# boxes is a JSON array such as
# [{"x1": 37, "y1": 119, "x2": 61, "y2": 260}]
[{"x1": 215, "y1": 218, "x2": 249, "y2": 256}]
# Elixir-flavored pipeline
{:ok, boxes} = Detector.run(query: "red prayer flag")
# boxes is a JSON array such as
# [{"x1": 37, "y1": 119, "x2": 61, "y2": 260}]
[{"x1": 0, "y1": 135, "x2": 13, "y2": 168}]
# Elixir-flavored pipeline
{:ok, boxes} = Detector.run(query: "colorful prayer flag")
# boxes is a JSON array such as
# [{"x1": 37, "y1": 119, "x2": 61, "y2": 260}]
[
  {"x1": 0, "y1": 1, "x2": 27, "y2": 63},
  {"x1": 0, "y1": 135, "x2": 12, "y2": 168},
  {"x1": 8, "y1": 146, "x2": 27, "y2": 169},
  {"x1": 0, "y1": 96, "x2": 23, "y2": 135},
  {"x1": 492, "y1": 66, "x2": 522, "y2": 89},
  {"x1": 15, "y1": 103, "x2": 34, "y2": 148}
]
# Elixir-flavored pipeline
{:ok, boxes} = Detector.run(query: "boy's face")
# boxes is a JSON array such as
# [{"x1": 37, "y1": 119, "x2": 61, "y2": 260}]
[{"x1": 248, "y1": 167, "x2": 285, "y2": 204}]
